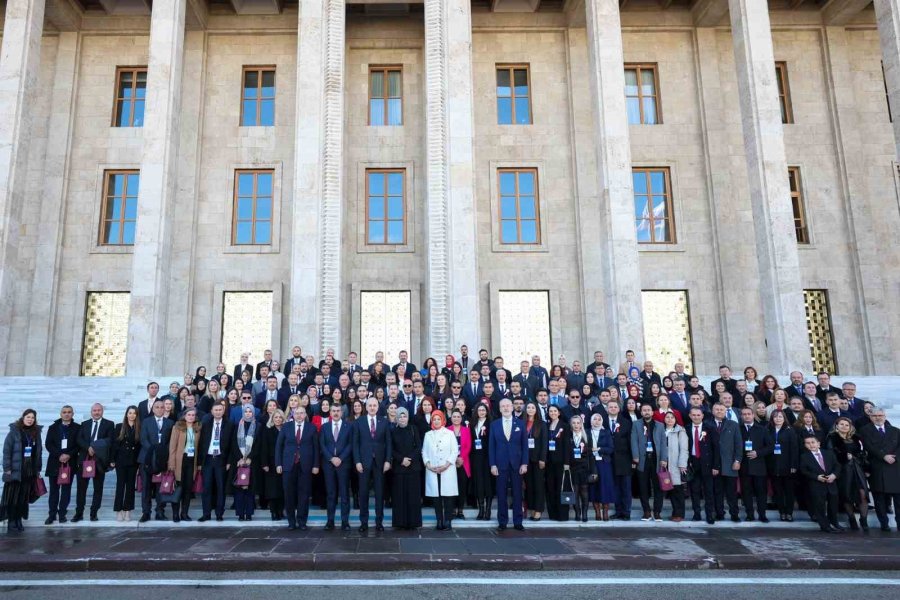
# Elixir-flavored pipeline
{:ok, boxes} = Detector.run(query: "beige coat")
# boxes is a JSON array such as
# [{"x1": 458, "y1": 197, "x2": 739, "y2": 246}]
[{"x1": 168, "y1": 422, "x2": 202, "y2": 482}]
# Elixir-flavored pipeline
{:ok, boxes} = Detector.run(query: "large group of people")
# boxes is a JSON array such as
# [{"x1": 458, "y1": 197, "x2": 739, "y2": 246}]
[{"x1": 2, "y1": 346, "x2": 898, "y2": 536}]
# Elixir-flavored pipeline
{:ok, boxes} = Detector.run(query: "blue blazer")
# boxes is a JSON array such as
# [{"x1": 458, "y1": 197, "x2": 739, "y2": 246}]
[
  {"x1": 274, "y1": 420, "x2": 319, "y2": 474},
  {"x1": 320, "y1": 420, "x2": 353, "y2": 464},
  {"x1": 138, "y1": 416, "x2": 173, "y2": 465},
  {"x1": 352, "y1": 416, "x2": 392, "y2": 468},
  {"x1": 488, "y1": 416, "x2": 529, "y2": 470}
]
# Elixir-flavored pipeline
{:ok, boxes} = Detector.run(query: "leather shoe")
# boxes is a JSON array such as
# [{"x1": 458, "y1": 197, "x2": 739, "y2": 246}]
[
  {"x1": 359, "y1": 525, "x2": 368, "y2": 533},
  {"x1": 731, "y1": 516, "x2": 741, "y2": 523},
  {"x1": 324, "y1": 522, "x2": 335, "y2": 531},
  {"x1": 691, "y1": 514, "x2": 702, "y2": 522},
  {"x1": 90, "y1": 514, "x2": 99, "y2": 522},
  {"x1": 198, "y1": 515, "x2": 210, "y2": 522},
  {"x1": 45, "y1": 517, "x2": 55, "y2": 525},
  {"x1": 341, "y1": 524, "x2": 350, "y2": 531},
  {"x1": 375, "y1": 524, "x2": 385, "y2": 532},
  {"x1": 785, "y1": 515, "x2": 793, "y2": 522},
  {"x1": 71, "y1": 514, "x2": 83, "y2": 523},
  {"x1": 298, "y1": 525, "x2": 309, "y2": 531},
  {"x1": 706, "y1": 517, "x2": 715, "y2": 525},
  {"x1": 514, "y1": 524, "x2": 525, "y2": 531},
  {"x1": 759, "y1": 516, "x2": 770, "y2": 523},
  {"x1": 58, "y1": 516, "x2": 67, "y2": 524},
  {"x1": 287, "y1": 524, "x2": 297, "y2": 531},
  {"x1": 880, "y1": 524, "x2": 891, "y2": 532},
  {"x1": 497, "y1": 524, "x2": 507, "y2": 531},
  {"x1": 216, "y1": 516, "x2": 224, "y2": 522},
  {"x1": 139, "y1": 514, "x2": 151, "y2": 523}
]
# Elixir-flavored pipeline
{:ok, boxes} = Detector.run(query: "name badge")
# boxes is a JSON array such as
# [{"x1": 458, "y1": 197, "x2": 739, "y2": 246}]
[
  {"x1": 774, "y1": 443, "x2": 782, "y2": 455},
  {"x1": 593, "y1": 451, "x2": 601, "y2": 461},
  {"x1": 61, "y1": 439, "x2": 68, "y2": 450},
  {"x1": 24, "y1": 446, "x2": 33, "y2": 458},
  {"x1": 187, "y1": 447, "x2": 195, "y2": 458},
  {"x1": 646, "y1": 441, "x2": 653, "y2": 453},
  {"x1": 212, "y1": 439, "x2": 221, "y2": 451},
  {"x1": 528, "y1": 438, "x2": 535, "y2": 449},
  {"x1": 548, "y1": 440, "x2": 556, "y2": 452},
  {"x1": 474, "y1": 439, "x2": 483, "y2": 450},
  {"x1": 574, "y1": 448, "x2": 582, "y2": 459},
  {"x1": 744, "y1": 440, "x2": 753, "y2": 452}
]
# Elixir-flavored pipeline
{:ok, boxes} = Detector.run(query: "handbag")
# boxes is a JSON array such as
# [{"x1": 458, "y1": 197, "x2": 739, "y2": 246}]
[
  {"x1": 587, "y1": 473, "x2": 599, "y2": 484},
  {"x1": 158, "y1": 483, "x2": 182, "y2": 505},
  {"x1": 682, "y1": 462, "x2": 695, "y2": 484},
  {"x1": 56, "y1": 464, "x2": 72, "y2": 486},
  {"x1": 657, "y1": 467, "x2": 674, "y2": 491},
  {"x1": 234, "y1": 465, "x2": 251, "y2": 487},
  {"x1": 151, "y1": 472, "x2": 163, "y2": 484},
  {"x1": 192, "y1": 470, "x2": 204, "y2": 494},
  {"x1": 560, "y1": 469, "x2": 576, "y2": 505},
  {"x1": 159, "y1": 471, "x2": 176, "y2": 495},
  {"x1": 31, "y1": 477, "x2": 48, "y2": 500},
  {"x1": 136, "y1": 470, "x2": 143, "y2": 493},
  {"x1": 81, "y1": 459, "x2": 96, "y2": 479}
]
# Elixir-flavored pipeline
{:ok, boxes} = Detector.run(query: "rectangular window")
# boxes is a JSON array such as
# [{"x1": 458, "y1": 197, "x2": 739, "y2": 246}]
[
  {"x1": 360, "y1": 291, "x2": 411, "y2": 366},
  {"x1": 221, "y1": 292, "x2": 273, "y2": 368},
  {"x1": 641, "y1": 290, "x2": 695, "y2": 375},
  {"x1": 788, "y1": 167, "x2": 810, "y2": 244},
  {"x1": 496, "y1": 65, "x2": 532, "y2": 125},
  {"x1": 233, "y1": 170, "x2": 274, "y2": 245},
  {"x1": 633, "y1": 167, "x2": 675, "y2": 244},
  {"x1": 369, "y1": 66, "x2": 402, "y2": 126},
  {"x1": 100, "y1": 171, "x2": 139, "y2": 246},
  {"x1": 112, "y1": 67, "x2": 147, "y2": 127},
  {"x1": 80, "y1": 292, "x2": 130, "y2": 376},
  {"x1": 775, "y1": 61, "x2": 793, "y2": 124},
  {"x1": 366, "y1": 169, "x2": 405, "y2": 245},
  {"x1": 498, "y1": 291, "x2": 551, "y2": 364},
  {"x1": 498, "y1": 168, "x2": 540, "y2": 244},
  {"x1": 624, "y1": 64, "x2": 660, "y2": 125},
  {"x1": 241, "y1": 67, "x2": 276, "y2": 127},
  {"x1": 804, "y1": 289, "x2": 838, "y2": 375}
]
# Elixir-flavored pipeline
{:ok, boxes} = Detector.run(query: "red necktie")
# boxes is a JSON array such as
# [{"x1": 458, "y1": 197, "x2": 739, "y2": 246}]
[
  {"x1": 294, "y1": 423, "x2": 302, "y2": 464},
  {"x1": 693, "y1": 426, "x2": 701, "y2": 458},
  {"x1": 370, "y1": 418, "x2": 376, "y2": 439}
]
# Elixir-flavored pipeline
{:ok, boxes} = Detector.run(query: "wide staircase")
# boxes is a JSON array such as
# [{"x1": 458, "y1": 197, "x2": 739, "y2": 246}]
[{"x1": 1, "y1": 375, "x2": 897, "y2": 529}]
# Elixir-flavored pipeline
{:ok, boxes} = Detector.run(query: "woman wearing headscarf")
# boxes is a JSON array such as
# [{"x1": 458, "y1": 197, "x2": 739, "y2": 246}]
[
  {"x1": 168, "y1": 407, "x2": 202, "y2": 522},
  {"x1": 468, "y1": 402, "x2": 493, "y2": 520},
  {"x1": 2, "y1": 409, "x2": 42, "y2": 532},
  {"x1": 260, "y1": 409, "x2": 286, "y2": 521},
  {"x1": 390, "y1": 407, "x2": 422, "y2": 530},
  {"x1": 422, "y1": 410, "x2": 458, "y2": 531},
  {"x1": 231, "y1": 405, "x2": 260, "y2": 521},
  {"x1": 587, "y1": 413, "x2": 615, "y2": 521}
]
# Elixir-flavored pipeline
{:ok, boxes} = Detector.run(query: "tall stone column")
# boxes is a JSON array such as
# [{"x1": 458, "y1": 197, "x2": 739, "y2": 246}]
[
  {"x1": 728, "y1": 0, "x2": 809, "y2": 373},
  {"x1": 584, "y1": 0, "x2": 645, "y2": 361},
  {"x1": 424, "y1": 0, "x2": 480, "y2": 357},
  {"x1": 875, "y1": 0, "x2": 900, "y2": 161},
  {"x1": 126, "y1": 0, "x2": 187, "y2": 377},
  {"x1": 290, "y1": 0, "x2": 345, "y2": 357},
  {"x1": 0, "y1": 0, "x2": 46, "y2": 375}
]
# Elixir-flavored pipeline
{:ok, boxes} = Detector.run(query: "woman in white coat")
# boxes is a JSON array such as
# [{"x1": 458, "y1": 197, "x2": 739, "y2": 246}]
[
  {"x1": 663, "y1": 411, "x2": 689, "y2": 522},
  {"x1": 422, "y1": 410, "x2": 458, "y2": 531}
]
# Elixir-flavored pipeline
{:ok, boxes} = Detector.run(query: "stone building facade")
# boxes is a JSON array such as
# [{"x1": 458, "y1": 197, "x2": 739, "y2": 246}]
[{"x1": 0, "y1": 0, "x2": 899, "y2": 378}]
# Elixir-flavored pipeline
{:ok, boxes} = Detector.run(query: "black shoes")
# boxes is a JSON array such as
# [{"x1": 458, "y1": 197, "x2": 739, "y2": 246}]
[
  {"x1": 138, "y1": 514, "x2": 151, "y2": 523},
  {"x1": 358, "y1": 524, "x2": 368, "y2": 533},
  {"x1": 497, "y1": 524, "x2": 507, "y2": 531},
  {"x1": 514, "y1": 524, "x2": 525, "y2": 531},
  {"x1": 324, "y1": 522, "x2": 335, "y2": 531},
  {"x1": 45, "y1": 517, "x2": 54, "y2": 525},
  {"x1": 198, "y1": 515, "x2": 211, "y2": 522}
]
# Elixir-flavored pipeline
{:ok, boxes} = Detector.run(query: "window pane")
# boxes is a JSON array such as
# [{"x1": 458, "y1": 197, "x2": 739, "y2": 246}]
[
  {"x1": 368, "y1": 172, "x2": 384, "y2": 195},
  {"x1": 242, "y1": 101, "x2": 257, "y2": 126},
  {"x1": 387, "y1": 220, "x2": 404, "y2": 244},
  {"x1": 635, "y1": 219, "x2": 651, "y2": 243},
  {"x1": 634, "y1": 195, "x2": 648, "y2": 218},
  {"x1": 642, "y1": 98, "x2": 657, "y2": 124},
  {"x1": 652, "y1": 195, "x2": 668, "y2": 219},
  {"x1": 626, "y1": 98, "x2": 641, "y2": 125},
  {"x1": 497, "y1": 97, "x2": 512, "y2": 125},
  {"x1": 255, "y1": 221, "x2": 271, "y2": 244},
  {"x1": 632, "y1": 171, "x2": 647, "y2": 194},
  {"x1": 132, "y1": 100, "x2": 145, "y2": 127},
  {"x1": 518, "y1": 172, "x2": 534, "y2": 194},
  {"x1": 238, "y1": 174, "x2": 254, "y2": 196},
  {"x1": 135, "y1": 77, "x2": 146, "y2": 99},
  {"x1": 244, "y1": 71, "x2": 259, "y2": 97},
  {"x1": 640, "y1": 69, "x2": 656, "y2": 95},
  {"x1": 368, "y1": 221, "x2": 385, "y2": 244},
  {"x1": 237, "y1": 198, "x2": 252, "y2": 220},
  {"x1": 387, "y1": 99, "x2": 402, "y2": 125},
  {"x1": 649, "y1": 171, "x2": 665, "y2": 193},
  {"x1": 370, "y1": 100, "x2": 385, "y2": 126},
  {"x1": 520, "y1": 220, "x2": 537, "y2": 243},
  {"x1": 387, "y1": 173, "x2": 403, "y2": 196},
  {"x1": 108, "y1": 197, "x2": 122, "y2": 220},
  {"x1": 387, "y1": 71, "x2": 401, "y2": 97},
  {"x1": 387, "y1": 196, "x2": 403, "y2": 219},
  {"x1": 499, "y1": 172, "x2": 516, "y2": 195},
  {"x1": 119, "y1": 71, "x2": 132, "y2": 90},
  {"x1": 515, "y1": 98, "x2": 530, "y2": 124},
  {"x1": 259, "y1": 99, "x2": 274, "y2": 126},
  {"x1": 236, "y1": 222, "x2": 252, "y2": 244},
  {"x1": 126, "y1": 174, "x2": 139, "y2": 194},
  {"x1": 122, "y1": 222, "x2": 135, "y2": 245},
  {"x1": 111, "y1": 174, "x2": 125, "y2": 196},
  {"x1": 118, "y1": 102, "x2": 131, "y2": 127},
  {"x1": 124, "y1": 197, "x2": 137, "y2": 220},
  {"x1": 261, "y1": 71, "x2": 275, "y2": 96},
  {"x1": 257, "y1": 173, "x2": 272, "y2": 196},
  {"x1": 106, "y1": 222, "x2": 120, "y2": 245},
  {"x1": 256, "y1": 197, "x2": 272, "y2": 220},
  {"x1": 654, "y1": 219, "x2": 669, "y2": 242},
  {"x1": 519, "y1": 196, "x2": 535, "y2": 219},
  {"x1": 370, "y1": 71, "x2": 384, "y2": 98},
  {"x1": 500, "y1": 196, "x2": 517, "y2": 219},
  {"x1": 496, "y1": 69, "x2": 511, "y2": 96},
  {"x1": 514, "y1": 69, "x2": 528, "y2": 95},
  {"x1": 624, "y1": 70, "x2": 638, "y2": 96},
  {"x1": 368, "y1": 197, "x2": 384, "y2": 219},
  {"x1": 501, "y1": 220, "x2": 518, "y2": 243}
]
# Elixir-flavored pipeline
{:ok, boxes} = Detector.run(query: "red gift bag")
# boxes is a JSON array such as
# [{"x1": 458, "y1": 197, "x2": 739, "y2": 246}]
[
  {"x1": 56, "y1": 464, "x2": 72, "y2": 486},
  {"x1": 151, "y1": 472, "x2": 163, "y2": 484},
  {"x1": 192, "y1": 471, "x2": 203, "y2": 494},
  {"x1": 657, "y1": 468, "x2": 674, "y2": 492},
  {"x1": 32, "y1": 477, "x2": 48, "y2": 498},
  {"x1": 234, "y1": 465, "x2": 251, "y2": 487},
  {"x1": 136, "y1": 471, "x2": 143, "y2": 493},
  {"x1": 159, "y1": 471, "x2": 176, "y2": 495},
  {"x1": 82, "y1": 459, "x2": 96, "y2": 479}
]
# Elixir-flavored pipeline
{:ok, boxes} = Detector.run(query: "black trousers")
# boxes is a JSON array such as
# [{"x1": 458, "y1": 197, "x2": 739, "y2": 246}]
[
  {"x1": 669, "y1": 484, "x2": 685, "y2": 518},
  {"x1": 687, "y1": 462, "x2": 714, "y2": 519},
  {"x1": 48, "y1": 479, "x2": 72, "y2": 519},
  {"x1": 455, "y1": 466, "x2": 469, "y2": 511},
  {"x1": 873, "y1": 491, "x2": 900, "y2": 528},
  {"x1": 524, "y1": 461, "x2": 545, "y2": 512},
  {"x1": 201, "y1": 455, "x2": 227, "y2": 518},
  {"x1": 140, "y1": 463, "x2": 164, "y2": 516},
  {"x1": 740, "y1": 473, "x2": 768, "y2": 518},
  {"x1": 713, "y1": 475, "x2": 739, "y2": 518},
  {"x1": 358, "y1": 460, "x2": 385, "y2": 526},
  {"x1": 809, "y1": 484, "x2": 839, "y2": 530},
  {"x1": 283, "y1": 464, "x2": 313, "y2": 527},
  {"x1": 323, "y1": 462, "x2": 350, "y2": 525},
  {"x1": 432, "y1": 476, "x2": 456, "y2": 525},
  {"x1": 771, "y1": 474, "x2": 795, "y2": 516},
  {"x1": 173, "y1": 456, "x2": 195, "y2": 517},
  {"x1": 636, "y1": 455, "x2": 663, "y2": 515},
  {"x1": 545, "y1": 463, "x2": 566, "y2": 521},
  {"x1": 113, "y1": 464, "x2": 137, "y2": 511},
  {"x1": 75, "y1": 470, "x2": 105, "y2": 516}
]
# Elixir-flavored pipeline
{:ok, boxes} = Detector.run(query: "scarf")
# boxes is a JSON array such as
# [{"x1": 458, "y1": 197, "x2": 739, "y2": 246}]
[{"x1": 238, "y1": 419, "x2": 256, "y2": 458}]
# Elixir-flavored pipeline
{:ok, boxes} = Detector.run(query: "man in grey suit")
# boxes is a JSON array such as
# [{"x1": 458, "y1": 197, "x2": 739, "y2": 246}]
[
  {"x1": 630, "y1": 404, "x2": 668, "y2": 521},
  {"x1": 138, "y1": 399, "x2": 174, "y2": 522},
  {"x1": 709, "y1": 402, "x2": 743, "y2": 522}
]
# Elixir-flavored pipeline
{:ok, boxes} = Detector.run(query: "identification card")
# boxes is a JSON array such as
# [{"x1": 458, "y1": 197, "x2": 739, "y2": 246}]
[
  {"x1": 774, "y1": 443, "x2": 782, "y2": 455},
  {"x1": 474, "y1": 439, "x2": 483, "y2": 450},
  {"x1": 744, "y1": 440, "x2": 753, "y2": 452},
  {"x1": 574, "y1": 448, "x2": 582, "y2": 459},
  {"x1": 187, "y1": 447, "x2": 195, "y2": 458},
  {"x1": 61, "y1": 439, "x2": 68, "y2": 450},
  {"x1": 646, "y1": 441, "x2": 653, "y2": 453},
  {"x1": 528, "y1": 438, "x2": 535, "y2": 449},
  {"x1": 212, "y1": 439, "x2": 221, "y2": 452},
  {"x1": 548, "y1": 440, "x2": 556, "y2": 452},
  {"x1": 24, "y1": 446, "x2": 32, "y2": 458}
]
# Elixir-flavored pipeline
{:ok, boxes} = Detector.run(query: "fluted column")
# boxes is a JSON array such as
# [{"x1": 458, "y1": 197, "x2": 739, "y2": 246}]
[
  {"x1": 126, "y1": 0, "x2": 187, "y2": 376},
  {"x1": 424, "y1": 0, "x2": 480, "y2": 356},
  {"x1": 290, "y1": 0, "x2": 345, "y2": 357},
  {"x1": 875, "y1": 0, "x2": 900, "y2": 161}
]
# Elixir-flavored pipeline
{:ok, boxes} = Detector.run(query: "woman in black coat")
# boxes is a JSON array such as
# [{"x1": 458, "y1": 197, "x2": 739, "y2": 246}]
[
  {"x1": 112, "y1": 406, "x2": 141, "y2": 521},
  {"x1": 544, "y1": 405, "x2": 569, "y2": 521},
  {"x1": 390, "y1": 407, "x2": 422, "y2": 529},
  {"x1": 567, "y1": 413, "x2": 594, "y2": 523},
  {"x1": 468, "y1": 402, "x2": 493, "y2": 520},
  {"x1": 1, "y1": 409, "x2": 42, "y2": 532},
  {"x1": 523, "y1": 402, "x2": 547, "y2": 521},
  {"x1": 767, "y1": 410, "x2": 799, "y2": 521},
  {"x1": 259, "y1": 410, "x2": 285, "y2": 521},
  {"x1": 826, "y1": 417, "x2": 870, "y2": 531}
]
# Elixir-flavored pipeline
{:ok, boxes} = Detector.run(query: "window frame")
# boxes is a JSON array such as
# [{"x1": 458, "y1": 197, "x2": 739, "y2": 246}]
[
  {"x1": 495, "y1": 64, "x2": 533, "y2": 126},
  {"x1": 632, "y1": 167, "x2": 676, "y2": 245},
  {"x1": 111, "y1": 66, "x2": 147, "y2": 128},
  {"x1": 497, "y1": 167, "x2": 541, "y2": 246},
  {"x1": 775, "y1": 61, "x2": 794, "y2": 125},
  {"x1": 365, "y1": 168, "x2": 407, "y2": 247},
  {"x1": 788, "y1": 166, "x2": 810, "y2": 245},
  {"x1": 368, "y1": 65, "x2": 404, "y2": 127},
  {"x1": 232, "y1": 169, "x2": 275, "y2": 247},
  {"x1": 99, "y1": 169, "x2": 139, "y2": 247},
  {"x1": 240, "y1": 66, "x2": 276, "y2": 127},
  {"x1": 624, "y1": 63, "x2": 662, "y2": 125}
]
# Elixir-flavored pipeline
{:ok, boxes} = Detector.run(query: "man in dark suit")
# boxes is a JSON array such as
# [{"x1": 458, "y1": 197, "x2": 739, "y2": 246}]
[
  {"x1": 840, "y1": 382, "x2": 865, "y2": 421},
  {"x1": 45, "y1": 405, "x2": 80, "y2": 524},
  {"x1": 513, "y1": 361, "x2": 537, "y2": 399},
  {"x1": 738, "y1": 407, "x2": 773, "y2": 522},
  {"x1": 344, "y1": 351, "x2": 363, "y2": 376},
  {"x1": 686, "y1": 407, "x2": 718, "y2": 524},
  {"x1": 814, "y1": 372, "x2": 843, "y2": 402},
  {"x1": 638, "y1": 361, "x2": 662, "y2": 391},
  {"x1": 669, "y1": 379, "x2": 690, "y2": 415},
  {"x1": 604, "y1": 400, "x2": 633, "y2": 520},
  {"x1": 320, "y1": 403, "x2": 353, "y2": 530},
  {"x1": 528, "y1": 356, "x2": 549, "y2": 391},
  {"x1": 391, "y1": 350, "x2": 418, "y2": 378},
  {"x1": 630, "y1": 405, "x2": 668, "y2": 520},
  {"x1": 585, "y1": 351, "x2": 610, "y2": 378},
  {"x1": 197, "y1": 403, "x2": 234, "y2": 521},
  {"x1": 352, "y1": 398, "x2": 392, "y2": 532},
  {"x1": 799, "y1": 436, "x2": 843, "y2": 533},
  {"x1": 73, "y1": 403, "x2": 114, "y2": 522},
  {"x1": 255, "y1": 349, "x2": 274, "y2": 381},
  {"x1": 138, "y1": 399, "x2": 175, "y2": 522},
  {"x1": 462, "y1": 370, "x2": 484, "y2": 407},
  {"x1": 255, "y1": 375, "x2": 281, "y2": 410},
  {"x1": 276, "y1": 406, "x2": 320, "y2": 530},
  {"x1": 234, "y1": 352, "x2": 254, "y2": 383},
  {"x1": 785, "y1": 371, "x2": 805, "y2": 399},
  {"x1": 860, "y1": 409, "x2": 900, "y2": 532},
  {"x1": 801, "y1": 382, "x2": 824, "y2": 413},
  {"x1": 279, "y1": 373, "x2": 303, "y2": 409},
  {"x1": 137, "y1": 381, "x2": 162, "y2": 420},
  {"x1": 283, "y1": 345, "x2": 305, "y2": 375},
  {"x1": 709, "y1": 403, "x2": 743, "y2": 522},
  {"x1": 489, "y1": 398, "x2": 529, "y2": 531},
  {"x1": 818, "y1": 392, "x2": 849, "y2": 434},
  {"x1": 561, "y1": 390, "x2": 590, "y2": 423},
  {"x1": 710, "y1": 365, "x2": 740, "y2": 398}
]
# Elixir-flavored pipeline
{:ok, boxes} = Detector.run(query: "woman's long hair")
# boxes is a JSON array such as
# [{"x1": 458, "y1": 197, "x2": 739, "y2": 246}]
[
  {"x1": 16, "y1": 409, "x2": 39, "y2": 435},
  {"x1": 118, "y1": 405, "x2": 141, "y2": 442}
]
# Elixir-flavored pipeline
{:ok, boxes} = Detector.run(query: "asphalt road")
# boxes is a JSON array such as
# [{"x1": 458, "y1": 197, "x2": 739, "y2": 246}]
[{"x1": 0, "y1": 570, "x2": 898, "y2": 599}]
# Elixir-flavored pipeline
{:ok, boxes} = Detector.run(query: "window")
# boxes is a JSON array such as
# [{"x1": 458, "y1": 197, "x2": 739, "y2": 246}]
[
  {"x1": 775, "y1": 61, "x2": 793, "y2": 124},
  {"x1": 498, "y1": 168, "x2": 540, "y2": 244},
  {"x1": 112, "y1": 67, "x2": 147, "y2": 127},
  {"x1": 241, "y1": 67, "x2": 275, "y2": 126},
  {"x1": 633, "y1": 168, "x2": 674, "y2": 244},
  {"x1": 80, "y1": 292, "x2": 130, "y2": 376},
  {"x1": 360, "y1": 291, "x2": 411, "y2": 365},
  {"x1": 641, "y1": 290, "x2": 695, "y2": 375},
  {"x1": 498, "y1": 291, "x2": 551, "y2": 364},
  {"x1": 369, "y1": 66, "x2": 402, "y2": 126},
  {"x1": 788, "y1": 167, "x2": 809, "y2": 244},
  {"x1": 624, "y1": 64, "x2": 660, "y2": 125},
  {"x1": 496, "y1": 65, "x2": 532, "y2": 125},
  {"x1": 804, "y1": 289, "x2": 838, "y2": 375},
  {"x1": 233, "y1": 170, "x2": 274, "y2": 245},
  {"x1": 366, "y1": 169, "x2": 405, "y2": 245},
  {"x1": 100, "y1": 171, "x2": 139, "y2": 246},
  {"x1": 221, "y1": 292, "x2": 273, "y2": 367}
]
